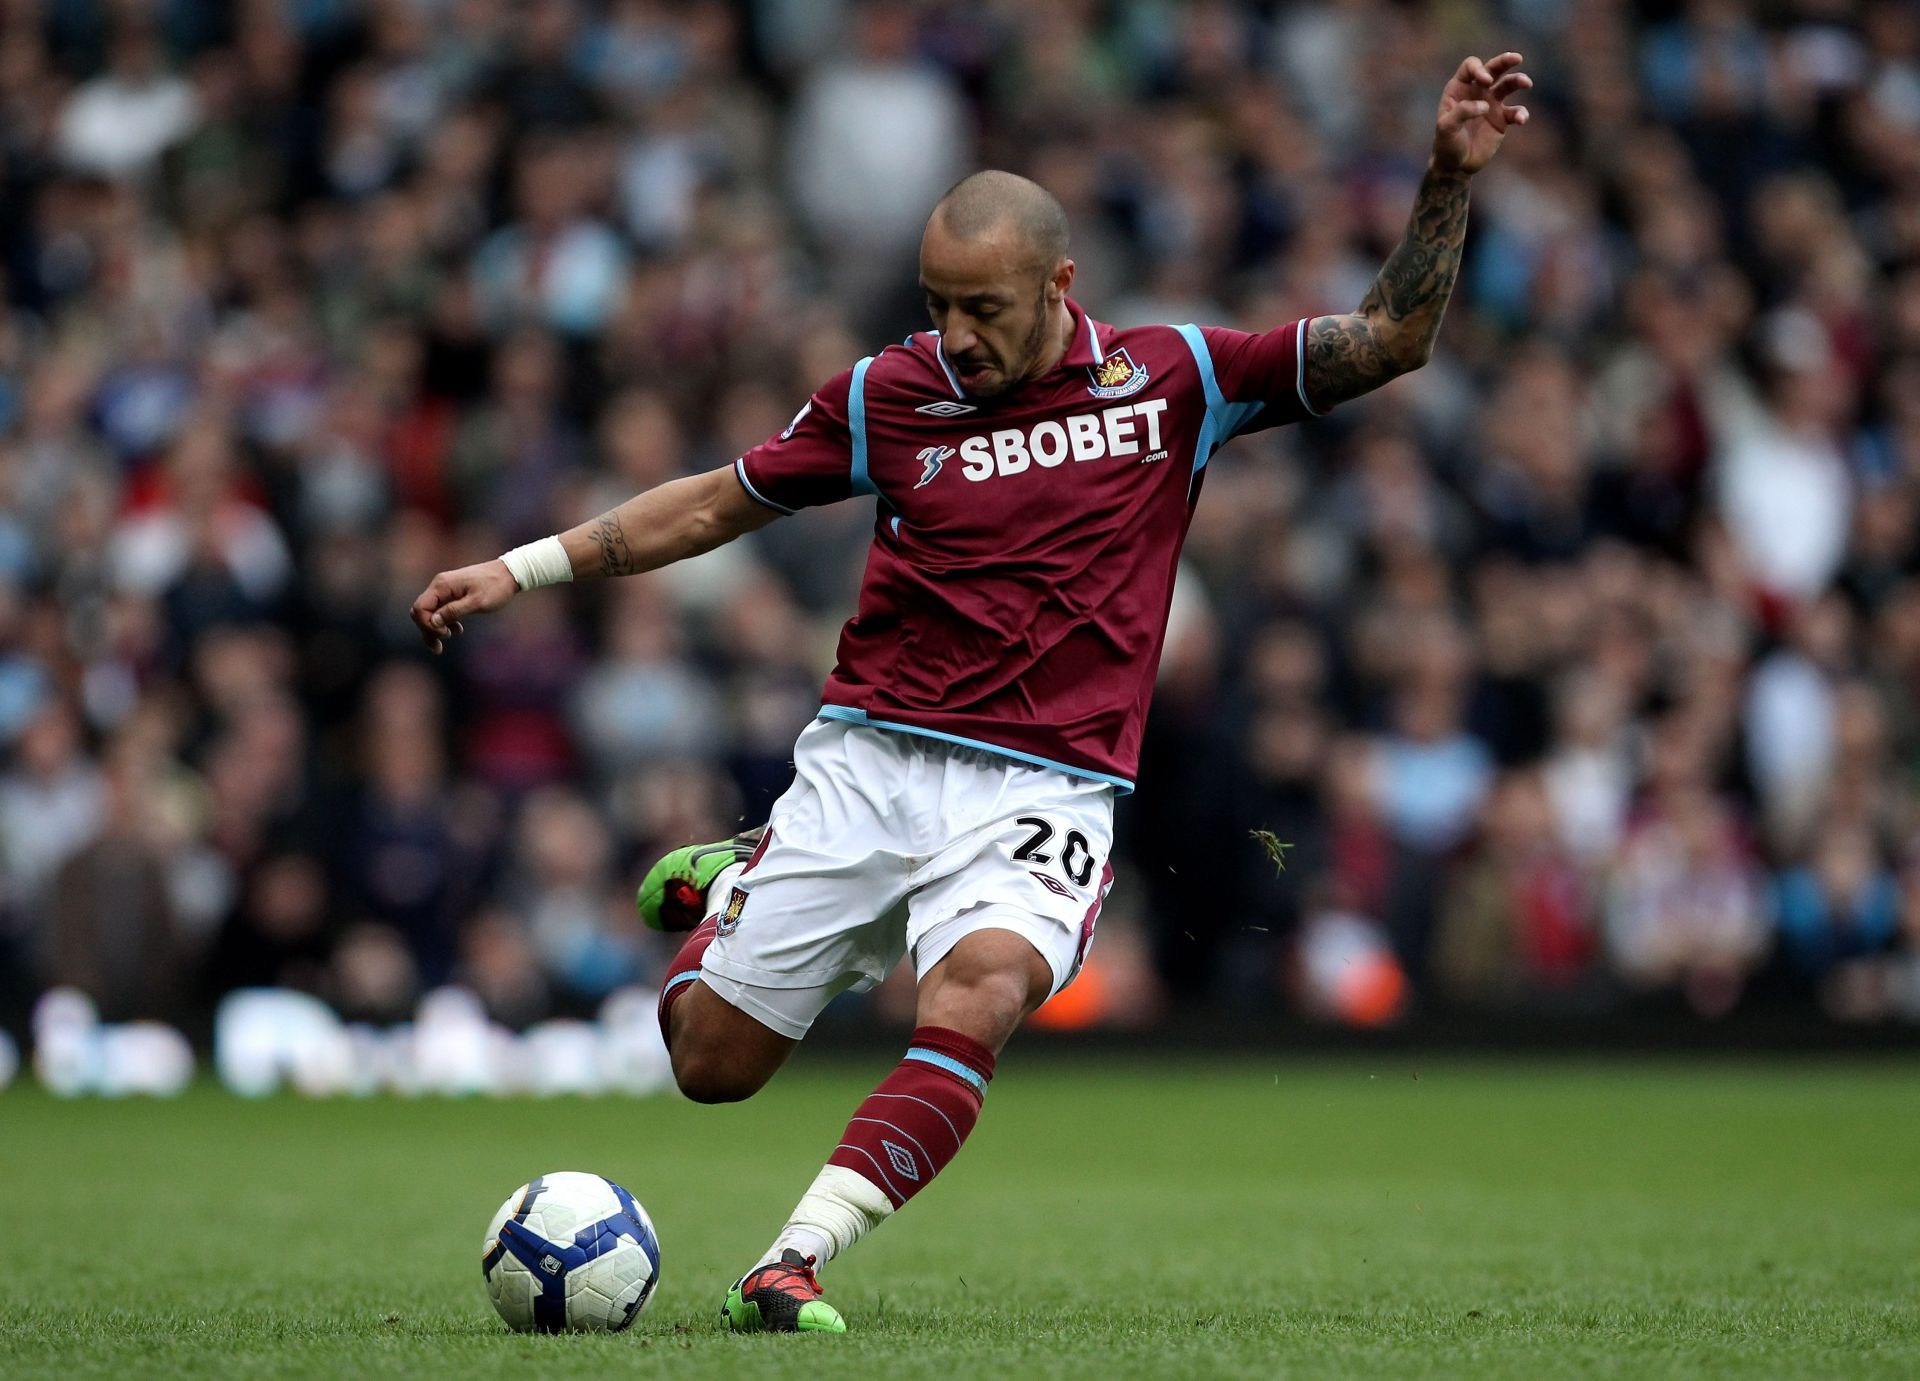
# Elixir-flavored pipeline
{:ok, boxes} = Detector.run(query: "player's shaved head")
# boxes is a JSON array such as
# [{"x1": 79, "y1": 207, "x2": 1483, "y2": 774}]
[
  {"x1": 921, "y1": 171, "x2": 1077, "y2": 397},
  {"x1": 932, "y1": 170, "x2": 1069, "y2": 270}
]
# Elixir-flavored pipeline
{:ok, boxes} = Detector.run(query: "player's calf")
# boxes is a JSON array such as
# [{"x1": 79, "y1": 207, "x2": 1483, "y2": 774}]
[{"x1": 666, "y1": 979, "x2": 795, "y2": 1103}]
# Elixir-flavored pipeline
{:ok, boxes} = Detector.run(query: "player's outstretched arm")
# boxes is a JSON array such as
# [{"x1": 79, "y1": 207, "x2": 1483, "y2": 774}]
[
  {"x1": 409, "y1": 465, "x2": 778, "y2": 654},
  {"x1": 1303, "y1": 52, "x2": 1531, "y2": 411}
]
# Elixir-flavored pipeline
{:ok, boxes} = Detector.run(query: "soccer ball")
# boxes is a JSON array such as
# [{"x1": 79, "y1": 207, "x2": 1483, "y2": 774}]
[{"x1": 480, "y1": 1171, "x2": 661, "y2": 1332}]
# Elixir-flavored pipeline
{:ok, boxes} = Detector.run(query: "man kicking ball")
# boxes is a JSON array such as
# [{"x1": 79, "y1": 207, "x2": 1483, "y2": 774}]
[{"x1": 412, "y1": 53, "x2": 1531, "y2": 1334}]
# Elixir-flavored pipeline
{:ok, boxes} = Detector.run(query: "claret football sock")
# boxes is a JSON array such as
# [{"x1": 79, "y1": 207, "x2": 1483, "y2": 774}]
[
  {"x1": 757, "y1": 1026, "x2": 996, "y2": 1269},
  {"x1": 652, "y1": 863, "x2": 747, "y2": 1044},
  {"x1": 655, "y1": 912, "x2": 718, "y2": 1042}
]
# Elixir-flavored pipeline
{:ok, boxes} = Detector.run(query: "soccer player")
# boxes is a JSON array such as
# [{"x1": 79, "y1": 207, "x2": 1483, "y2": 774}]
[{"x1": 412, "y1": 53, "x2": 1532, "y2": 1333}]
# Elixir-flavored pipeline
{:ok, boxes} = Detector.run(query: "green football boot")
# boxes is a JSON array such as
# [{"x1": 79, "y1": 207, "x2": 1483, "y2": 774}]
[
  {"x1": 634, "y1": 826, "x2": 764, "y2": 933},
  {"x1": 722, "y1": 1250, "x2": 846, "y2": 1334}
]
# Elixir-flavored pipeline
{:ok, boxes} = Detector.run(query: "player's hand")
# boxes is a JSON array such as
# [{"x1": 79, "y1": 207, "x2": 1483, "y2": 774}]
[
  {"x1": 409, "y1": 559, "x2": 519, "y2": 654},
  {"x1": 1432, "y1": 52, "x2": 1531, "y2": 176}
]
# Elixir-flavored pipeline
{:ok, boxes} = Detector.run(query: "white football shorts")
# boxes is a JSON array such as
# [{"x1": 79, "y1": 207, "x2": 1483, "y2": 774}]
[{"x1": 698, "y1": 716, "x2": 1117, "y2": 1039}]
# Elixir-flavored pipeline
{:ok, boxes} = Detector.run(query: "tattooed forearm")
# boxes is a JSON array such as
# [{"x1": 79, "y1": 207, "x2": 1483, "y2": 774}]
[
  {"x1": 1306, "y1": 165, "x2": 1471, "y2": 408},
  {"x1": 555, "y1": 469, "x2": 777, "y2": 581},
  {"x1": 1365, "y1": 166, "x2": 1471, "y2": 329},
  {"x1": 589, "y1": 511, "x2": 633, "y2": 577}
]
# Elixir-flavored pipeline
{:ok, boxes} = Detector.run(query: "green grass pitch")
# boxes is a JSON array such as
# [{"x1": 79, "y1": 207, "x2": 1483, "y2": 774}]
[{"x1": 3, "y1": 1055, "x2": 1917, "y2": 1378}]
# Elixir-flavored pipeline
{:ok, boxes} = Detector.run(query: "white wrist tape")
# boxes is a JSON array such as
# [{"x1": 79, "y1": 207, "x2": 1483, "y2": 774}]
[{"x1": 499, "y1": 536, "x2": 573, "y2": 590}]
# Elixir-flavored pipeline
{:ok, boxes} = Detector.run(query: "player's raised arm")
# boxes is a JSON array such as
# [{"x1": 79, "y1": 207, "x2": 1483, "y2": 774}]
[
  {"x1": 1302, "y1": 52, "x2": 1532, "y2": 411},
  {"x1": 409, "y1": 465, "x2": 777, "y2": 654}
]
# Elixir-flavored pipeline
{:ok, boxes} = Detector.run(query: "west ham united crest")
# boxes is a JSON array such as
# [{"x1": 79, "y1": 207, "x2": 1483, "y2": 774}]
[
  {"x1": 1086, "y1": 347, "x2": 1149, "y2": 399},
  {"x1": 717, "y1": 886, "x2": 748, "y2": 936}
]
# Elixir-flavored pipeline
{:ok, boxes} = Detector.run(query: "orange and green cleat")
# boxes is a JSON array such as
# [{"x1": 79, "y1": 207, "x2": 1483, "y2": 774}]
[
  {"x1": 722, "y1": 1250, "x2": 846, "y2": 1334},
  {"x1": 634, "y1": 827, "x2": 763, "y2": 933}
]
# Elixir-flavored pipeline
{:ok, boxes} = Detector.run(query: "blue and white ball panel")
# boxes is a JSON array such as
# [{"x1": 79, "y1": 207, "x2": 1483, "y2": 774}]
[{"x1": 480, "y1": 1171, "x2": 661, "y2": 1332}]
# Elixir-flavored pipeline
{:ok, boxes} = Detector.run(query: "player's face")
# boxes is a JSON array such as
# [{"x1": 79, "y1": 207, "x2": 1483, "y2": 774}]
[{"x1": 920, "y1": 220, "x2": 1069, "y2": 398}]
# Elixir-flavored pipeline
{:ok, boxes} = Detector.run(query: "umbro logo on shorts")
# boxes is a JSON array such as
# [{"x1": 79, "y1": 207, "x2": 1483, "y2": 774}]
[
  {"x1": 1031, "y1": 871, "x2": 1073, "y2": 899},
  {"x1": 914, "y1": 400, "x2": 977, "y2": 417}
]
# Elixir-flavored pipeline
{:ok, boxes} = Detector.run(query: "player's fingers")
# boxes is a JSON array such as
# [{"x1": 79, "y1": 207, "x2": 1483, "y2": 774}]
[
  {"x1": 1486, "y1": 51, "x2": 1524, "y2": 77},
  {"x1": 1441, "y1": 98, "x2": 1491, "y2": 130},
  {"x1": 1505, "y1": 105, "x2": 1530, "y2": 126},
  {"x1": 1490, "y1": 72, "x2": 1532, "y2": 100},
  {"x1": 411, "y1": 575, "x2": 469, "y2": 641},
  {"x1": 412, "y1": 612, "x2": 444, "y2": 654},
  {"x1": 1464, "y1": 55, "x2": 1494, "y2": 87},
  {"x1": 437, "y1": 592, "x2": 483, "y2": 624}
]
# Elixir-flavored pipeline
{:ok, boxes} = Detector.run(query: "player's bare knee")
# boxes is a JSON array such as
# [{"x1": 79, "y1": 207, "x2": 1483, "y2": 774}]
[
  {"x1": 920, "y1": 941, "x2": 1053, "y2": 1044},
  {"x1": 671, "y1": 1044, "x2": 762, "y2": 1104}
]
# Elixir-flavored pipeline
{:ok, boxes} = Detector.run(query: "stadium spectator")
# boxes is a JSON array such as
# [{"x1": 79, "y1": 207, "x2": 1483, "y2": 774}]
[
  {"x1": 56, "y1": 23, "x2": 199, "y2": 181},
  {"x1": 1605, "y1": 778, "x2": 1770, "y2": 1018},
  {"x1": 1434, "y1": 770, "x2": 1598, "y2": 1010},
  {"x1": 1771, "y1": 822, "x2": 1901, "y2": 985}
]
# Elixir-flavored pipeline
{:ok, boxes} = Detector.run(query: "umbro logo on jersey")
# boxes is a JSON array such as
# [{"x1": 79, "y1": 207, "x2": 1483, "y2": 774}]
[
  {"x1": 914, "y1": 445, "x2": 953, "y2": 489},
  {"x1": 915, "y1": 399, "x2": 977, "y2": 417}
]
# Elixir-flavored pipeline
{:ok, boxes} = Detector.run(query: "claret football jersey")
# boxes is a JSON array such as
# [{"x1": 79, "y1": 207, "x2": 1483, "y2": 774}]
[{"x1": 735, "y1": 298, "x2": 1326, "y2": 792}]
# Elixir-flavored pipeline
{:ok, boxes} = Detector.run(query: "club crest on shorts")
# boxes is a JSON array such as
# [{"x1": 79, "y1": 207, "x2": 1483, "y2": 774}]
[
  {"x1": 717, "y1": 886, "x2": 748, "y2": 936},
  {"x1": 1086, "y1": 348, "x2": 1149, "y2": 399}
]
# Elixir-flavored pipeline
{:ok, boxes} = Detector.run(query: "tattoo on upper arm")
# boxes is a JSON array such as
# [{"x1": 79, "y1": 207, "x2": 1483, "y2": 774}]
[
  {"x1": 1306, "y1": 315, "x2": 1398, "y2": 410},
  {"x1": 1305, "y1": 168, "x2": 1471, "y2": 410},
  {"x1": 590, "y1": 511, "x2": 633, "y2": 577}
]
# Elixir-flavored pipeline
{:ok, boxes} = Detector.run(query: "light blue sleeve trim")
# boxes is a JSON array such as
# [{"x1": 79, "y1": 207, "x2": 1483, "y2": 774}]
[
  {"x1": 733, "y1": 456, "x2": 795, "y2": 515},
  {"x1": 848, "y1": 355, "x2": 878, "y2": 496},
  {"x1": 1179, "y1": 322, "x2": 1225, "y2": 411},
  {"x1": 1174, "y1": 324, "x2": 1264, "y2": 476},
  {"x1": 905, "y1": 1047, "x2": 987, "y2": 1093},
  {"x1": 817, "y1": 704, "x2": 1134, "y2": 794},
  {"x1": 1295, "y1": 317, "x2": 1324, "y2": 417},
  {"x1": 663, "y1": 969, "x2": 702, "y2": 993}
]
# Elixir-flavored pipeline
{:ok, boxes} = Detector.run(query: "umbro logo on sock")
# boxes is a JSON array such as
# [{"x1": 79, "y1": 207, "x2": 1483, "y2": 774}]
[{"x1": 881, "y1": 1140, "x2": 919, "y2": 1182}]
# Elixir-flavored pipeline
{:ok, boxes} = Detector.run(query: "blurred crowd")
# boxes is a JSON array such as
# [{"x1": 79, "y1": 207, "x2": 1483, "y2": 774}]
[{"x1": 3, "y1": 0, "x2": 1920, "y2": 1041}]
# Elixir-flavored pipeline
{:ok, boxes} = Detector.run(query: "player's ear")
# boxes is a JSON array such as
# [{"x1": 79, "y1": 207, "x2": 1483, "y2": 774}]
[{"x1": 1048, "y1": 258, "x2": 1075, "y2": 302}]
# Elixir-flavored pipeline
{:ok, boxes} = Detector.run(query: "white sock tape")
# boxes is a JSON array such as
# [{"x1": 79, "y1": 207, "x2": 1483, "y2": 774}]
[
  {"x1": 499, "y1": 535, "x2": 573, "y2": 590},
  {"x1": 764, "y1": 1164, "x2": 893, "y2": 1268}
]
